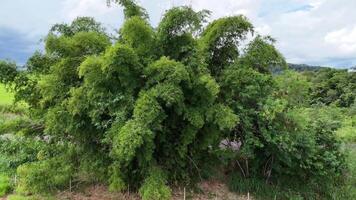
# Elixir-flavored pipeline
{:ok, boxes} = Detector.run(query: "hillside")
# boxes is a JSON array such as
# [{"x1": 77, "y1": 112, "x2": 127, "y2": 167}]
[{"x1": 288, "y1": 63, "x2": 329, "y2": 72}]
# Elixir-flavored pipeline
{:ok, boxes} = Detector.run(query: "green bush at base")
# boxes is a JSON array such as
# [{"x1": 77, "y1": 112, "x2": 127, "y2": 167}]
[{"x1": 0, "y1": 174, "x2": 11, "y2": 197}]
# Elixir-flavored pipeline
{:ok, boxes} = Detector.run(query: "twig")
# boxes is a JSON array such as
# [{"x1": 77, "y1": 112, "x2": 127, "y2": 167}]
[
  {"x1": 263, "y1": 156, "x2": 272, "y2": 176},
  {"x1": 69, "y1": 178, "x2": 72, "y2": 192},
  {"x1": 245, "y1": 159, "x2": 249, "y2": 177},
  {"x1": 236, "y1": 160, "x2": 246, "y2": 178},
  {"x1": 187, "y1": 155, "x2": 203, "y2": 182},
  {"x1": 266, "y1": 155, "x2": 274, "y2": 184}
]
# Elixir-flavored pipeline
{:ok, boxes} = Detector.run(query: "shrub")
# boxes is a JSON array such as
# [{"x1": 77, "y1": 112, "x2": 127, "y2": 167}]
[
  {"x1": 16, "y1": 158, "x2": 73, "y2": 194},
  {"x1": 309, "y1": 68, "x2": 356, "y2": 107},
  {"x1": 0, "y1": 136, "x2": 45, "y2": 175},
  {"x1": 337, "y1": 116, "x2": 356, "y2": 142},
  {"x1": 0, "y1": 174, "x2": 11, "y2": 197},
  {"x1": 0, "y1": 117, "x2": 32, "y2": 135},
  {"x1": 139, "y1": 167, "x2": 171, "y2": 200},
  {"x1": 74, "y1": 150, "x2": 110, "y2": 184},
  {"x1": 226, "y1": 105, "x2": 347, "y2": 199}
]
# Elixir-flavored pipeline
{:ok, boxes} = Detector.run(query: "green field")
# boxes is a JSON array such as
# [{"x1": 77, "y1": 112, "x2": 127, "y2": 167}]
[{"x1": 0, "y1": 84, "x2": 13, "y2": 105}]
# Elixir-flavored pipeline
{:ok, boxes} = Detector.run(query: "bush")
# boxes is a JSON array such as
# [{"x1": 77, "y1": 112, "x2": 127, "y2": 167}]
[
  {"x1": 0, "y1": 104, "x2": 27, "y2": 115},
  {"x1": 16, "y1": 158, "x2": 73, "y2": 194},
  {"x1": 337, "y1": 116, "x2": 356, "y2": 142},
  {"x1": 139, "y1": 167, "x2": 171, "y2": 200},
  {"x1": 308, "y1": 68, "x2": 356, "y2": 107},
  {"x1": 0, "y1": 117, "x2": 32, "y2": 135},
  {"x1": 0, "y1": 136, "x2": 45, "y2": 175},
  {"x1": 74, "y1": 150, "x2": 110, "y2": 184},
  {"x1": 0, "y1": 174, "x2": 11, "y2": 197},
  {"x1": 226, "y1": 105, "x2": 348, "y2": 199}
]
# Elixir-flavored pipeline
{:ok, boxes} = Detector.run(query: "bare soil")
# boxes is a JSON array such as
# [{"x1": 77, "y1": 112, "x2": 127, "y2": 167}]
[{"x1": 54, "y1": 180, "x2": 251, "y2": 200}]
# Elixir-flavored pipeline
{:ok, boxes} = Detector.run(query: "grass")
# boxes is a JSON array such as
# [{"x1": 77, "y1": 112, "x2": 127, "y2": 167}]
[
  {"x1": 0, "y1": 84, "x2": 14, "y2": 105},
  {"x1": 0, "y1": 174, "x2": 11, "y2": 197},
  {"x1": 341, "y1": 144, "x2": 356, "y2": 199},
  {"x1": 0, "y1": 83, "x2": 27, "y2": 129},
  {"x1": 228, "y1": 174, "x2": 313, "y2": 200},
  {"x1": 228, "y1": 145, "x2": 356, "y2": 200},
  {"x1": 337, "y1": 116, "x2": 356, "y2": 142},
  {"x1": 6, "y1": 194, "x2": 50, "y2": 200}
]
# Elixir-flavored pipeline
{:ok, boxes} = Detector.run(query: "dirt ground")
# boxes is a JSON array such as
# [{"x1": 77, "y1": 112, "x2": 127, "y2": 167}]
[{"x1": 55, "y1": 180, "x2": 252, "y2": 200}]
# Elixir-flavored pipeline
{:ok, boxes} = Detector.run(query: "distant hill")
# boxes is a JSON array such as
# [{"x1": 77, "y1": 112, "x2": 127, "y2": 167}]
[
  {"x1": 348, "y1": 66, "x2": 356, "y2": 73},
  {"x1": 272, "y1": 63, "x2": 330, "y2": 74},
  {"x1": 287, "y1": 63, "x2": 330, "y2": 72}
]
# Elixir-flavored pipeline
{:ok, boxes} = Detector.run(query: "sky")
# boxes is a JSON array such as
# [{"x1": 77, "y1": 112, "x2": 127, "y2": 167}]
[{"x1": 0, "y1": 0, "x2": 356, "y2": 68}]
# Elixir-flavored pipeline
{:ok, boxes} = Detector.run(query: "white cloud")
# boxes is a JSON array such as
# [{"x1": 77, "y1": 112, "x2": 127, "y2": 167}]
[
  {"x1": 181, "y1": 0, "x2": 261, "y2": 20},
  {"x1": 309, "y1": 0, "x2": 323, "y2": 9},
  {"x1": 258, "y1": 0, "x2": 356, "y2": 67},
  {"x1": 61, "y1": 0, "x2": 123, "y2": 31},
  {"x1": 171, "y1": 0, "x2": 356, "y2": 67},
  {"x1": 63, "y1": 0, "x2": 118, "y2": 20},
  {"x1": 255, "y1": 24, "x2": 272, "y2": 35},
  {"x1": 325, "y1": 27, "x2": 356, "y2": 53}
]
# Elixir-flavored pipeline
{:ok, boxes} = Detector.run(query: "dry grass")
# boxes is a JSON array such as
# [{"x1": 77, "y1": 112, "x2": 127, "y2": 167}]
[
  {"x1": 172, "y1": 180, "x2": 251, "y2": 200},
  {"x1": 56, "y1": 185, "x2": 140, "y2": 200},
  {"x1": 55, "y1": 181, "x2": 250, "y2": 200}
]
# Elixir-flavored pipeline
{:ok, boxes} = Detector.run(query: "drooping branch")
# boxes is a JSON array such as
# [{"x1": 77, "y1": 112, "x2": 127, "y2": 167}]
[{"x1": 108, "y1": 0, "x2": 149, "y2": 20}]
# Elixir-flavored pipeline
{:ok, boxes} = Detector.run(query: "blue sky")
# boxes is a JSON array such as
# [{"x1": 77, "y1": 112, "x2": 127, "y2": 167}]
[{"x1": 1, "y1": 0, "x2": 356, "y2": 68}]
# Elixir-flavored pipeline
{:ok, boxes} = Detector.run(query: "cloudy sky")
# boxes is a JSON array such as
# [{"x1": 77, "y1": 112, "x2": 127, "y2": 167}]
[{"x1": 1, "y1": 0, "x2": 356, "y2": 68}]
